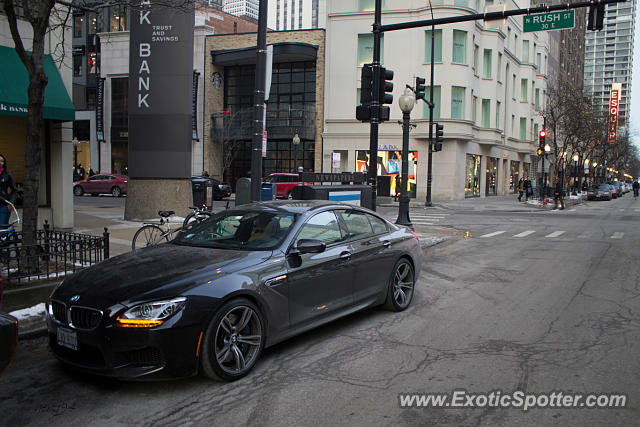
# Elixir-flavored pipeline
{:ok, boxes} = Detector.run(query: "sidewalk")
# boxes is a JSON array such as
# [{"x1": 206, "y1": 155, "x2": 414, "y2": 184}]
[{"x1": 379, "y1": 193, "x2": 585, "y2": 211}]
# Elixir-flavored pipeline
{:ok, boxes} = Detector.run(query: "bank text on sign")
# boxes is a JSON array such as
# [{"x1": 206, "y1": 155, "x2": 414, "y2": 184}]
[{"x1": 523, "y1": 10, "x2": 575, "y2": 32}]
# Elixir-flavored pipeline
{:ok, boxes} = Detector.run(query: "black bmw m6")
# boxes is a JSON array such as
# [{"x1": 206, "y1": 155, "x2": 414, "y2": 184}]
[{"x1": 47, "y1": 201, "x2": 422, "y2": 381}]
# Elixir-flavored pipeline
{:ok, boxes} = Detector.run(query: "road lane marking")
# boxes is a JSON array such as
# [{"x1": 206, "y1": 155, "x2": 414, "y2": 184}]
[
  {"x1": 545, "y1": 231, "x2": 565, "y2": 238},
  {"x1": 611, "y1": 232, "x2": 624, "y2": 239},
  {"x1": 479, "y1": 231, "x2": 506, "y2": 238},
  {"x1": 513, "y1": 230, "x2": 536, "y2": 238},
  {"x1": 411, "y1": 221, "x2": 434, "y2": 225}
]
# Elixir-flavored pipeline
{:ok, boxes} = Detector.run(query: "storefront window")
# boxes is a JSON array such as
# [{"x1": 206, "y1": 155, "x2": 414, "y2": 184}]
[
  {"x1": 486, "y1": 157, "x2": 497, "y2": 196},
  {"x1": 465, "y1": 154, "x2": 480, "y2": 197},
  {"x1": 73, "y1": 15, "x2": 83, "y2": 38},
  {"x1": 109, "y1": 6, "x2": 127, "y2": 32},
  {"x1": 88, "y1": 52, "x2": 98, "y2": 74},
  {"x1": 88, "y1": 12, "x2": 99, "y2": 34},
  {"x1": 356, "y1": 150, "x2": 418, "y2": 198},
  {"x1": 73, "y1": 54, "x2": 83, "y2": 77},
  {"x1": 510, "y1": 161, "x2": 520, "y2": 192}
]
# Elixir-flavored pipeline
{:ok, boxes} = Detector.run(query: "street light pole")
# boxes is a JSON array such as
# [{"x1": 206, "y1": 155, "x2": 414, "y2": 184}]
[
  {"x1": 251, "y1": 0, "x2": 268, "y2": 201},
  {"x1": 425, "y1": 1, "x2": 435, "y2": 207},
  {"x1": 292, "y1": 133, "x2": 300, "y2": 172},
  {"x1": 396, "y1": 88, "x2": 414, "y2": 229}
]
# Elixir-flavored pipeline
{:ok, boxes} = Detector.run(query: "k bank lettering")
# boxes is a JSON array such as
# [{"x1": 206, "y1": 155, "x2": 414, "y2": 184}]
[{"x1": 129, "y1": 0, "x2": 194, "y2": 178}]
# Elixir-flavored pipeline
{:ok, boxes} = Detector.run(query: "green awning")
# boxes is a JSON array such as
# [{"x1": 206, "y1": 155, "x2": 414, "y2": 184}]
[{"x1": 0, "y1": 45, "x2": 75, "y2": 121}]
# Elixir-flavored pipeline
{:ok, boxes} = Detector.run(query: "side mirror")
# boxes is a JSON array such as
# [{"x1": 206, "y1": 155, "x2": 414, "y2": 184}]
[{"x1": 295, "y1": 239, "x2": 326, "y2": 254}]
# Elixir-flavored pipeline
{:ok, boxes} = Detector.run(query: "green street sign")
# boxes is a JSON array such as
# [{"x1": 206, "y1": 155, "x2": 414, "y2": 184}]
[{"x1": 523, "y1": 10, "x2": 575, "y2": 32}]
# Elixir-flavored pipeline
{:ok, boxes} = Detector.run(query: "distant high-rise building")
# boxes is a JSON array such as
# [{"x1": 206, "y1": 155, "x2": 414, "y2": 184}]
[
  {"x1": 268, "y1": 0, "x2": 326, "y2": 30},
  {"x1": 223, "y1": 0, "x2": 260, "y2": 21},
  {"x1": 583, "y1": 1, "x2": 636, "y2": 129}
]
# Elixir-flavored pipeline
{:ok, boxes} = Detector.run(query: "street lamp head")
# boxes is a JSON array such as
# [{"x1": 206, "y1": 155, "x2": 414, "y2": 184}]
[
  {"x1": 544, "y1": 143, "x2": 551, "y2": 153},
  {"x1": 584, "y1": 158, "x2": 590, "y2": 166},
  {"x1": 292, "y1": 133, "x2": 300, "y2": 146},
  {"x1": 573, "y1": 154, "x2": 579, "y2": 162},
  {"x1": 398, "y1": 88, "x2": 415, "y2": 113}
]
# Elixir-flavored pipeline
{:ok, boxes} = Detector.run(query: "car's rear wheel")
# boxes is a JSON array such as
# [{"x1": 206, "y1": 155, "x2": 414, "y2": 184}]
[
  {"x1": 111, "y1": 186, "x2": 122, "y2": 197},
  {"x1": 73, "y1": 186, "x2": 84, "y2": 196},
  {"x1": 200, "y1": 298, "x2": 264, "y2": 381},
  {"x1": 384, "y1": 258, "x2": 415, "y2": 312}
]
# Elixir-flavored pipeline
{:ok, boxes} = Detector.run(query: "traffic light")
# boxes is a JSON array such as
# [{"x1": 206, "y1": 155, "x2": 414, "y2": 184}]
[
  {"x1": 433, "y1": 123, "x2": 444, "y2": 152},
  {"x1": 379, "y1": 67, "x2": 394, "y2": 105},
  {"x1": 537, "y1": 147, "x2": 544, "y2": 156},
  {"x1": 359, "y1": 64, "x2": 373, "y2": 106},
  {"x1": 587, "y1": 3, "x2": 605, "y2": 31},
  {"x1": 539, "y1": 129, "x2": 546, "y2": 145},
  {"x1": 356, "y1": 64, "x2": 373, "y2": 121},
  {"x1": 415, "y1": 76, "x2": 426, "y2": 101}
]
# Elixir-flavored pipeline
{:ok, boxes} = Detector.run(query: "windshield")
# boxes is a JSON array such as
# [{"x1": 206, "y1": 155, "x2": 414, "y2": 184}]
[{"x1": 176, "y1": 210, "x2": 296, "y2": 250}]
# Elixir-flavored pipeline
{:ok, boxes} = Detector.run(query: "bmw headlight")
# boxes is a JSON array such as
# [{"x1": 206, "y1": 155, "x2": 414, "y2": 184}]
[{"x1": 115, "y1": 297, "x2": 187, "y2": 328}]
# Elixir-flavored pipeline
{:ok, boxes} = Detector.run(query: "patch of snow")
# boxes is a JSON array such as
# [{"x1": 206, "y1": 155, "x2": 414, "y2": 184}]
[{"x1": 10, "y1": 303, "x2": 46, "y2": 321}]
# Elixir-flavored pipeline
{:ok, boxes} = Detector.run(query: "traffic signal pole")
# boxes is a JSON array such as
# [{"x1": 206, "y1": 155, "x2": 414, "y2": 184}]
[
  {"x1": 426, "y1": 18, "x2": 435, "y2": 207},
  {"x1": 367, "y1": 0, "x2": 383, "y2": 211}
]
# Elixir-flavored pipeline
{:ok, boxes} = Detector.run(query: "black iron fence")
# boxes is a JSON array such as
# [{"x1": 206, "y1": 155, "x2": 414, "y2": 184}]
[{"x1": 0, "y1": 221, "x2": 109, "y2": 286}]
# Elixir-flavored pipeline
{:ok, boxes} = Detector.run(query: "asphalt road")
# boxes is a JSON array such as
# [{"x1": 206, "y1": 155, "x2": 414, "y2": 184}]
[{"x1": 1, "y1": 196, "x2": 639, "y2": 426}]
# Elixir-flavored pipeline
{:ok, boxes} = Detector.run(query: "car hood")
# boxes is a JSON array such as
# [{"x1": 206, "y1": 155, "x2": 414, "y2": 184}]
[{"x1": 53, "y1": 244, "x2": 270, "y2": 308}]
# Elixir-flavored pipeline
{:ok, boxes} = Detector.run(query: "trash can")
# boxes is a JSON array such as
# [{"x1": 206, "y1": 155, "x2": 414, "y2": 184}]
[
  {"x1": 191, "y1": 177, "x2": 211, "y2": 207},
  {"x1": 261, "y1": 182, "x2": 276, "y2": 201},
  {"x1": 235, "y1": 178, "x2": 252, "y2": 206}
]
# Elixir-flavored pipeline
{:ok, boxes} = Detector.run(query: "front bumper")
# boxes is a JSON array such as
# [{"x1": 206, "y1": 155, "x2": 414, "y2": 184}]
[{"x1": 46, "y1": 314, "x2": 203, "y2": 380}]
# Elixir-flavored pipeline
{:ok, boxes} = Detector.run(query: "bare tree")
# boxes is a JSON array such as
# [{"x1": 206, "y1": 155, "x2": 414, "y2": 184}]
[{"x1": 211, "y1": 108, "x2": 252, "y2": 182}]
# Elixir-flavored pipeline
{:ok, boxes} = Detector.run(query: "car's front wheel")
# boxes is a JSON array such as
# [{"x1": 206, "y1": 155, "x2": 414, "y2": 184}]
[
  {"x1": 200, "y1": 298, "x2": 264, "y2": 381},
  {"x1": 111, "y1": 186, "x2": 122, "y2": 197},
  {"x1": 384, "y1": 258, "x2": 415, "y2": 312},
  {"x1": 73, "y1": 186, "x2": 84, "y2": 196}
]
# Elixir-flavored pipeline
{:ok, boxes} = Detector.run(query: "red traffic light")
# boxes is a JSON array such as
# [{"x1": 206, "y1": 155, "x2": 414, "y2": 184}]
[{"x1": 539, "y1": 130, "x2": 546, "y2": 138}]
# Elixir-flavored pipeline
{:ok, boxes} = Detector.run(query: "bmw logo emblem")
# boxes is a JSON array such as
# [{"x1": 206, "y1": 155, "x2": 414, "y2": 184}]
[{"x1": 70, "y1": 295, "x2": 80, "y2": 303}]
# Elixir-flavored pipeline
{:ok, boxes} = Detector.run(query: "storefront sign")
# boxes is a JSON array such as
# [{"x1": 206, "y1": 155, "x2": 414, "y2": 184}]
[
  {"x1": 96, "y1": 77, "x2": 105, "y2": 141},
  {"x1": 129, "y1": 0, "x2": 194, "y2": 178},
  {"x1": 300, "y1": 172, "x2": 366, "y2": 183},
  {"x1": 608, "y1": 83, "x2": 621, "y2": 144}
]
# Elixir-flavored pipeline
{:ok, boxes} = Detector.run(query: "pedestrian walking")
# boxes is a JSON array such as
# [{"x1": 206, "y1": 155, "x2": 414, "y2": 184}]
[
  {"x1": 633, "y1": 179, "x2": 639, "y2": 199},
  {"x1": 0, "y1": 154, "x2": 18, "y2": 225},
  {"x1": 524, "y1": 177, "x2": 532, "y2": 201},
  {"x1": 517, "y1": 178, "x2": 525, "y2": 202},
  {"x1": 553, "y1": 179, "x2": 565, "y2": 210}
]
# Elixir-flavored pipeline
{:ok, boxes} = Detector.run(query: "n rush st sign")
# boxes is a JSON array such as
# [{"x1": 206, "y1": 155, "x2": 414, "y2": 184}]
[{"x1": 608, "y1": 83, "x2": 621, "y2": 144}]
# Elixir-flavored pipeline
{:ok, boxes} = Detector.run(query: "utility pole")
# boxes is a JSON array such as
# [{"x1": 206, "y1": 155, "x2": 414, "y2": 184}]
[
  {"x1": 251, "y1": 0, "x2": 268, "y2": 201},
  {"x1": 426, "y1": 17, "x2": 435, "y2": 207}
]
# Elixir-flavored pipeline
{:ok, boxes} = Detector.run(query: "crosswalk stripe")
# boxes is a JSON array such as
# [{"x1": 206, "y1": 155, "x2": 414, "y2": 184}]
[
  {"x1": 411, "y1": 221, "x2": 434, "y2": 225},
  {"x1": 479, "y1": 231, "x2": 506, "y2": 238},
  {"x1": 545, "y1": 231, "x2": 565, "y2": 238},
  {"x1": 513, "y1": 230, "x2": 536, "y2": 238},
  {"x1": 635, "y1": 209, "x2": 640, "y2": 212},
  {"x1": 619, "y1": 209, "x2": 625, "y2": 212},
  {"x1": 611, "y1": 232, "x2": 624, "y2": 239}
]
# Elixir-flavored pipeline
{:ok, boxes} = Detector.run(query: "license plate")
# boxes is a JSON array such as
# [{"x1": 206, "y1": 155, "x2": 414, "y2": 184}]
[{"x1": 57, "y1": 327, "x2": 78, "y2": 351}]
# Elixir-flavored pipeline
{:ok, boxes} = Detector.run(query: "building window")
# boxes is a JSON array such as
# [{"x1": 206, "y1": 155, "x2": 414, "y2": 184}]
[
  {"x1": 512, "y1": 74, "x2": 516, "y2": 99},
  {"x1": 522, "y1": 40, "x2": 530, "y2": 63},
  {"x1": 533, "y1": 123, "x2": 538, "y2": 141},
  {"x1": 451, "y1": 86, "x2": 465, "y2": 119},
  {"x1": 452, "y1": 30, "x2": 467, "y2": 64},
  {"x1": 358, "y1": 33, "x2": 384, "y2": 65},
  {"x1": 535, "y1": 88, "x2": 540, "y2": 108},
  {"x1": 481, "y1": 99, "x2": 490, "y2": 127},
  {"x1": 73, "y1": 54, "x2": 83, "y2": 77},
  {"x1": 536, "y1": 52, "x2": 541, "y2": 71},
  {"x1": 473, "y1": 44, "x2": 479, "y2": 74},
  {"x1": 497, "y1": 53, "x2": 502, "y2": 80},
  {"x1": 109, "y1": 5, "x2": 127, "y2": 32},
  {"x1": 519, "y1": 117, "x2": 526, "y2": 140},
  {"x1": 483, "y1": 49, "x2": 492, "y2": 78},
  {"x1": 423, "y1": 85, "x2": 441, "y2": 119},
  {"x1": 88, "y1": 52, "x2": 98, "y2": 74},
  {"x1": 454, "y1": 0, "x2": 468, "y2": 6},
  {"x1": 86, "y1": 87, "x2": 96, "y2": 109},
  {"x1": 358, "y1": 0, "x2": 385, "y2": 11},
  {"x1": 496, "y1": 101, "x2": 501, "y2": 130},
  {"x1": 465, "y1": 154, "x2": 481, "y2": 197},
  {"x1": 73, "y1": 15, "x2": 84, "y2": 38},
  {"x1": 88, "y1": 12, "x2": 99, "y2": 34},
  {"x1": 472, "y1": 95, "x2": 477, "y2": 123},
  {"x1": 520, "y1": 78, "x2": 528, "y2": 102},
  {"x1": 425, "y1": 29, "x2": 442, "y2": 62},
  {"x1": 511, "y1": 115, "x2": 515, "y2": 137}
]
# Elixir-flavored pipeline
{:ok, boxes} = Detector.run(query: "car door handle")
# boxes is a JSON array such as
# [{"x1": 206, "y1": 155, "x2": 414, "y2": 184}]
[
  {"x1": 340, "y1": 251, "x2": 352, "y2": 260},
  {"x1": 383, "y1": 240, "x2": 391, "y2": 248}
]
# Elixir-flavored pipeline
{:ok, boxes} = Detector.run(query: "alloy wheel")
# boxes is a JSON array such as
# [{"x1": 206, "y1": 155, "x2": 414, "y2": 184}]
[
  {"x1": 213, "y1": 305, "x2": 263, "y2": 376},
  {"x1": 392, "y1": 260, "x2": 414, "y2": 309}
]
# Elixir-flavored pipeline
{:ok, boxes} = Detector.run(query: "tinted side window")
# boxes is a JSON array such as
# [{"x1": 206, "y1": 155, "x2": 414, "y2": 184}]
[
  {"x1": 340, "y1": 210, "x2": 374, "y2": 239},
  {"x1": 368, "y1": 214, "x2": 388, "y2": 234},
  {"x1": 297, "y1": 211, "x2": 343, "y2": 245}
]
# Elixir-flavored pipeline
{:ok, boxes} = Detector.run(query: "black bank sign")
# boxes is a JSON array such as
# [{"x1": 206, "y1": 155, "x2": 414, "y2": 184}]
[{"x1": 129, "y1": 0, "x2": 194, "y2": 178}]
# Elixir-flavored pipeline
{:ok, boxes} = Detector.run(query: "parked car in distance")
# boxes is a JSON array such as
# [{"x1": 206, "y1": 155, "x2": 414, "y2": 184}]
[
  {"x1": 587, "y1": 184, "x2": 612, "y2": 201},
  {"x1": 263, "y1": 173, "x2": 308, "y2": 199},
  {"x1": 46, "y1": 200, "x2": 421, "y2": 381},
  {"x1": 74, "y1": 174, "x2": 128, "y2": 197},
  {"x1": 607, "y1": 183, "x2": 618, "y2": 198},
  {"x1": 190, "y1": 176, "x2": 232, "y2": 201},
  {"x1": 608, "y1": 181, "x2": 623, "y2": 197}
]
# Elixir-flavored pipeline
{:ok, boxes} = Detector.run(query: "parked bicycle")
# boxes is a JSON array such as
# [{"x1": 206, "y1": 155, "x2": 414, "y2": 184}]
[
  {"x1": 182, "y1": 205, "x2": 214, "y2": 229},
  {"x1": 0, "y1": 198, "x2": 20, "y2": 265},
  {"x1": 131, "y1": 210, "x2": 183, "y2": 251}
]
